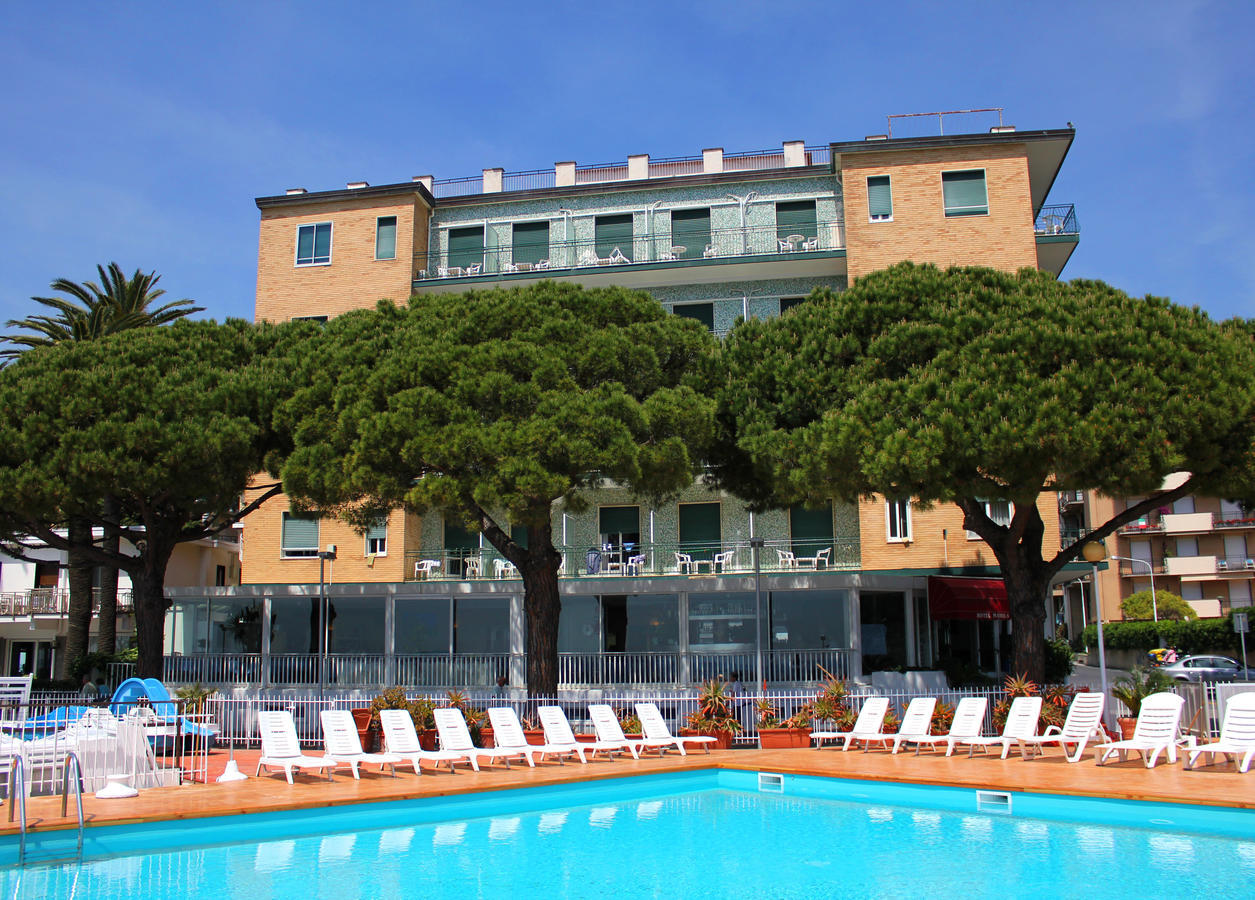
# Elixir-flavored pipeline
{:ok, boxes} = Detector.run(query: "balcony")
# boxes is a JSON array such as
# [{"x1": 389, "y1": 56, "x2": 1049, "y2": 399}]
[
  {"x1": 0, "y1": 588, "x2": 135, "y2": 617},
  {"x1": 1164, "y1": 555, "x2": 1219, "y2": 578},
  {"x1": 414, "y1": 221, "x2": 845, "y2": 286},
  {"x1": 404, "y1": 538, "x2": 859, "y2": 583},
  {"x1": 1162, "y1": 512, "x2": 1214, "y2": 534},
  {"x1": 1034, "y1": 203, "x2": 1079, "y2": 276}
]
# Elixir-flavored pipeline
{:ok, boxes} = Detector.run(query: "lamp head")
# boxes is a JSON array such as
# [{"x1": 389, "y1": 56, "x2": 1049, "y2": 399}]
[{"x1": 1081, "y1": 541, "x2": 1106, "y2": 563}]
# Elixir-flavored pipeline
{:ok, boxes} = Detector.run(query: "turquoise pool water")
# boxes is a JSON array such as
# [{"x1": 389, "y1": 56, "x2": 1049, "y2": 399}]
[{"x1": 2, "y1": 772, "x2": 1253, "y2": 898}]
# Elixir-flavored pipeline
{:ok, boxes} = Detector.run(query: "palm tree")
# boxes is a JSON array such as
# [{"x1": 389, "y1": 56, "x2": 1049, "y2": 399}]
[{"x1": 1, "y1": 263, "x2": 204, "y2": 669}]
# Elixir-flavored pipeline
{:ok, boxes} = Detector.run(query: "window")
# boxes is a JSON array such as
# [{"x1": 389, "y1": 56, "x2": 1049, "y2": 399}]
[
  {"x1": 966, "y1": 499, "x2": 1012, "y2": 539},
  {"x1": 776, "y1": 200, "x2": 818, "y2": 246},
  {"x1": 679, "y1": 502, "x2": 721, "y2": 561},
  {"x1": 886, "y1": 499, "x2": 912, "y2": 542},
  {"x1": 941, "y1": 170, "x2": 988, "y2": 217},
  {"x1": 779, "y1": 297, "x2": 806, "y2": 314},
  {"x1": 674, "y1": 303, "x2": 714, "y2": 331},
  {"x1": 295, "y1": 222, "x2": 332, "y2": 265},
  {"x1": 281, "y1": 512, "x2": 319, "y2": 557},
  {"x1": 375, "y1": 216, "x2": 397, "y2": 260},
  {"x1": 291, "y1": 315, "x2": 328, "y2": 323},
  {"x1": 595, "y1": 214, "x2": 633, "y2": 262},
  {"x1": 512, "y1": 221, "x2": 550, "y2": 266},
  {"x1": 789, "y1": 501, "x2": 833, "y2": 557},
  {"x1": 448, "y1": 226, "x2": 485, "y2": 270},
  {"x1": 670, "y1": 208, "x2": 711, "y2": 260},
  {"x1": 599, "y1": 506, "x2": 641, "y2": 552},
  {"x1": 366, "y1": 520, "x2": 387, "y2": 556},
  {"x1": 867, "y1": 175, "x2": 893, "y2": 221}
]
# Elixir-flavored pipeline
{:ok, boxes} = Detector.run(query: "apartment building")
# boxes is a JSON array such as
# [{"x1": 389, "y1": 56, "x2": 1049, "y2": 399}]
[{"x1": 165, "y1": 118, "x2": 1079, "y2": 692}]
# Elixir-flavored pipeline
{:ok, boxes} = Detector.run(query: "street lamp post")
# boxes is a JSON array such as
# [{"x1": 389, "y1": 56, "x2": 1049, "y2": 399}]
[
  {"x1": 1108, "y1": 555, "x2": 1158, "y2": 622},
  {"x1": 1082, "y1": 542, "x2": 1111, "y2": 727},
  {"x1": 750, "y1": 538, "x2": 765, "y2": 691},
  {"x1": 317, "y1": 545, "x2": 337, "y2": 701}
]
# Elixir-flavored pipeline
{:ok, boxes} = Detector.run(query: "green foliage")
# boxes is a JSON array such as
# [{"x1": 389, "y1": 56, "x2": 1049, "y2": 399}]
[
  {"x1": 688, "y1": 679, "x2": 742, "y2": 734},
  {"x1": 174, "y1": 683, "x2": 217, "y2": 715},
  {"x1": 68, "y1": 651, "x2": 122, "y2": 682},
  {"x1": 1044, "y1": 637, "x2": 1076, "y2": 683},
  {"x1": 1120, "y1": 589, "x2": 1197, "y2": 621},
  {"x1": 1080, "y1": 612, "x2": 1241, "y2": 654},
  {"x1": 1110, "y1": 666, "x2": 1173, "y2": 717},
  {"x1": 369, "y1": 687, "x2": 435, "y2": 730}
]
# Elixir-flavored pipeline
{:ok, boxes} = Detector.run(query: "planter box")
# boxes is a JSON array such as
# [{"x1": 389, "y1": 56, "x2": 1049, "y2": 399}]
[
  {"x1": 575, "y1": 733, "x2": 643, "y2": 743},
  {"x1": 758, "y1": 727, "x2": 812, "y2": 749},
  {"x1": 350, "y1": 708, "x2": 377, "y2": 752}
]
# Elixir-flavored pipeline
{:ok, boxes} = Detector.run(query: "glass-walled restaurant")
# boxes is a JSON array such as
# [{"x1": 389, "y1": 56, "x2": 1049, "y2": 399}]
[{"x1": 162, "y1": 580, "x2": 864, "y2": 691}]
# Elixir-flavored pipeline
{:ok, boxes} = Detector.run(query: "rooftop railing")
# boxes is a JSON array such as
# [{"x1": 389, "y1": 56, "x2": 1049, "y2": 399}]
[
  {"x1": 0, "y1": 588, "x2": 134, "y2": 617},
  {"x1": 415, "y1": 220, "x2": 844, "y2": 281},
  {"x1": 404, "y1": 537, "x2": 859, "y2": 583},
  {"x1": 1035, "y1": 203, "x2": 1079, "y2": 236}
]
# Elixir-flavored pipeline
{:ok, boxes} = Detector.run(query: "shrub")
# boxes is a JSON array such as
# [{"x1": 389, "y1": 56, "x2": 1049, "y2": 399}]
[
  {"x1": 1120, "y1": 589, "x2": 1197, "y2": 621},
  {"x1": 1044, "y1": 638, "x2": 1075, "y2": 683},
  {"x1": 1080, "y1": 612, "x2": 1240, "y2": 654}
]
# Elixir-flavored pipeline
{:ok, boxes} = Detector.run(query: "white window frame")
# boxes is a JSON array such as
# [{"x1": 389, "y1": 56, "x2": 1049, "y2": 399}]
[
  {"x1": 280, "y1": 512, "x2": 320, "y2": 558},
  {"x1": 295, "y1": 222, "x2": 333, "y2": 267},
  {"x1": 940, "y1": 168, "x2": 989, "y2": 218},
  {"x1": 886, "y1": 498, "x2": 912, "y2": 542},
  {"x1": 366, "y1": 521, "x2": 388, "y2": 557},
  {"x1": 375, "y1": 216, "x2": 398, "y2": 261},
  {"x1": 867, "y1": 174, "x2": 893, "y2": 222},
  {"x1": 966, "y1": 499, "x2": 1013, "y2": 540}
]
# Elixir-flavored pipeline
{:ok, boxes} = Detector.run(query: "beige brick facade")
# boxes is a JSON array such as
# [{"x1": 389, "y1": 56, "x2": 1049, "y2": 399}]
[
  {"x1": 841, "y1": 144, "x2": 1038, "y2": 280},
  {"x1": 255, "y1": 192, "x2": 430, "y2": 323},
  {"x1": 858, "y1": 494, "x2": 1062, "y2": 572}
]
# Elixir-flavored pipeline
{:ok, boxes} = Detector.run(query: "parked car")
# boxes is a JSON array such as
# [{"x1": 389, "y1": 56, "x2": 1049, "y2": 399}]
[{"x1": 1158, "y1": 655, "x2": 1251, "y2": 682}]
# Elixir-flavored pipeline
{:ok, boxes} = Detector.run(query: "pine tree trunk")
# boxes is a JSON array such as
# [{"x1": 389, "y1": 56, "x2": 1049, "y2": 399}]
[
  {"x1": 522, "y1": 560, "x2": 561, "y2": 697},
  {"x1": 65, "y1": 516, "x2": 94, "y2": 675},
  {"x1": 97, "y1": 497, "x2": 121, "y2": 656},
  {"x1": 130, "y1": 547, "x2": 172, "y2": 679},
  {"x1": 1002, "y1": 559, "x2": 1050, "y2": 685}
]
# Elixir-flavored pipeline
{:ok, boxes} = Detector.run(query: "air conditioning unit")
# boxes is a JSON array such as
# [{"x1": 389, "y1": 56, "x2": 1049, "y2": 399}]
[
  {"x1": 1246, "y1": 559, "x2": 1255, "y2": 570},
  {"x1": 1218, "y1": 559, "x2": 1229, "y2": 571}
]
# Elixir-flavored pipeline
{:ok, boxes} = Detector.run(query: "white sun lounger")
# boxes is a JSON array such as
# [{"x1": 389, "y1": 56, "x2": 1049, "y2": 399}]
[
  {"x1": 1186, "y1": 691, "x2": 1255, "y2": 773},
  {"x1": 635, "y1": 702, "x2": 717, "y2": 755},
  {"x1": 907, "y1": 697, "x2": 988, "y2": 756},
  {"x1": 890, "y1": 698, "x2": 939, "y2": 754},
  {"x1": 379, "y1": 708, "x2": 479, "y2": 774},
  {"x1": 486, "y1": 707, "x2": 568, "y2": 767},
  {"x1": 537, "y1": 706, "x2": 622, "y2": 763},
  {"x1": 949, "y1": 696, "x2": 1042, "y2": 758},
  {"x1": 319, "y1": 709, "x2": 402, "y2": 779},
  {"x1": 811, "y1": 697, "x2": 891, "y2": 751},
  {"x1": 589, "y1": 704, "x2": 654, "y2": 758},
  {"x1": 1097, "y1": 692, "x2": 1185, "y2": 768},
  {"x1": 1017, "y1": 691, "x2": 1106, "y2": 763},
  {"x1": 434, "y1": 707, "x2": 529, "y2": 771},
  {"x1": 256, "y1": 710, "x2": 335, "y2": 784}
]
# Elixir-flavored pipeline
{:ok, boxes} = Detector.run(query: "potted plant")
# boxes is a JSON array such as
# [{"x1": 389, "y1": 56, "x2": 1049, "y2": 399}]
[
  {"x1": 444, "y1": 690, "x2": 488, "y2": 746},
  {"x1": 367, "y1": 687, "x2": 435, "y2": 751},
  {"x1": 755, "y1": 699, "x2": 814, "y2": 748},
  {"x1": 1111, "y1": 666, "x2": 1172, "y2": 739},
  {"x1": 684, "y1": 679, "x2": 741, "y2": 749}
]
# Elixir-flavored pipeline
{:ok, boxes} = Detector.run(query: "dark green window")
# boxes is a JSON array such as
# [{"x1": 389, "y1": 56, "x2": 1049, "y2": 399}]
[
  {"x1": 448, "y1": 226, "x2": 485, "y2": 269},
  {"x1": 779, "y1": 297, "x2": 805, "y2": 314},
  {"x1": 674, "y1": 303, "x2": 714, "y2": 331},
  {"x1": 281, "y1": 513, "x2": 319, "y2": 557},
  {"x1": 776, "y1": 200, "x2": 818, "y2": 245},
  {"x1": 375, "y1": 216, "x2": 397, "y2": 260},
  {"x1": 599, "y1": 506, "x2": 640, "y2": 552},
  {"x1": 510, "y1": 524, "x2": 529, "y2": 549},
  {"x1": 789, "y1": 501, "x2": 833, "y2": 557},
  {"x1": 679, "y1": 502, "x2": 721, "y2": 560},
  {"x1": 670, "y1": 208, "x2": 711, "y2": 260},
  {"x1": 444, "y1": 517, "x2": 479, "y2": 576},
  {"x1": 595, "y1": 214, "x2": 633, "y2": 261},
  {"x1": 867, "y1": 176, "x2": 892, "y2": 221},
  {"x1": 942, "y1": 170, "x2": 988, "y2": 217},
  {"x1": 512, "y1": 221, "x2": 550, "y2": 266},
  {"x1": 296, "y1": 222, "x2": 332, "y2": 265}
]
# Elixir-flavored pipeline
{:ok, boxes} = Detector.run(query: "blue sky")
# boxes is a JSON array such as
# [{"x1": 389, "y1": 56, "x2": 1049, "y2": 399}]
[{"x1": 1, "y1": 1, "x2": 1251, "y2": 327}]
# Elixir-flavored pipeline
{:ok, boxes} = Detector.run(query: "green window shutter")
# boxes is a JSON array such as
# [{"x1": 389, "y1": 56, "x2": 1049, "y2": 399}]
[
  {"x1": 789, "y1": 502, "x2": 833, "y2": 556},
  {"x1": 674, "y1": 303, "x2": 714, "y2": 330},
  {"x1": 867, "y1": 176, "x2": 892, "y2": 220},
  {"x1": 282, "y1": 513, "x2": 319, "y2": 554},
  {"x1": 942, "y1": 170, "x2": 988, "y2": 216},
  {"x1": 448, "y1": 226, "x2": 485, "y2": 268},
  {"x1": 510, "y1": 524, "x2": 529, "y2": 549},
  {"x1": 678, "y1": 503, "x2": 721, "y2": 560},
  {"x1": 511, "y1": 221, "x2": 550, "y2": 265},
  {"x1": 595, "y1": 214, "x2": 633, "y2": 261},
  {"x1": 775, "y1": 200, "x2": 817, "y2": 242},
  {"x1": 375, "y1": 217, "x2": 397, "y2": 260},
  {"x1": 599, "y1": 506, "x2": 640, "y2": 536},
  {"x1": 779, "y1": 297, "x2": 805, "y2": 313},
  {"x1": 670, "y1": 208, "x2": 711, "y2": 260},
  {"x1": 443, "y1": 519, "x2": 478, "y2": 551},
  {"x1": 366, "y1": 521, "x2": 387, "y2": 542}
]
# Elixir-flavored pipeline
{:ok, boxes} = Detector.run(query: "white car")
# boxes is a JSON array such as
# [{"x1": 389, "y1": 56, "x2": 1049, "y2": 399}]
[{"x1": 1158, "y1": 655, "x2": 1250, "y2": 683}]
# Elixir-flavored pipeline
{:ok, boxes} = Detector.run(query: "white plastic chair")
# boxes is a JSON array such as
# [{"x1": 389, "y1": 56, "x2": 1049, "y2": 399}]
[
  {"x1": 713, "y1": 550, "x2": 735, "y2": 573},
  {"x1": 674, "y1": 552, "x2": 694, "y2": 574},
  {"x1": 775, "y1": 549, "x2": 797, "y2": 570},
  {"x1": 256, "y1": 710, "x2": 334, "y2": 784},
  {"x1": 1097, "y1": 692, "x2": 1185, "y2": 768},
  {"x1": 433, "y1": 708, "x2": 524, "y2": 771},
  {"x1": 811, "y1": 697, "x2": 890, "y2": 751},
  {"x1": 1017, "y1": 692, "x2": 1106, "y2": 762},
  {"x1": 414, "y1": 559, "x2": 440, "y2": 579},
  {"x1": 319, "y1": 709, "x2": 401, "y2": 780},
  {"x1": 635, "y1": 701, "x2": 716, "y2": 755},
  {"x1": 379, "y1": 708, "x2": 475, "y2": 774},
  {"x1": 890, "y1": 698, "x2": 939, "y2": 754},
  {"x1": 949, "y1": 695, "x2": 1042, "y2": 759},
  {"x1": 910, "y1": 697, "x2": 987, "y2": 756},
  {"x1": 1186, "y1": 691, "x2": 1255, "y2": 773}
]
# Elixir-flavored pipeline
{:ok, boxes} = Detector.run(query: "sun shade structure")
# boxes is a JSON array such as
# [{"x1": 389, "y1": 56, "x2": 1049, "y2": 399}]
[{"x1": 927, "y1": 577, "x2": 1009, "y2": 620}]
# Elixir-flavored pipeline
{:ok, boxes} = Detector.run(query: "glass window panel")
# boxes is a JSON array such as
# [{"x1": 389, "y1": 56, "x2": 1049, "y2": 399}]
[
  {"x1": 602, "y1": 593, "x2": 678, "y2": 652},
  {"x1": 511, "y1": 221, "x2": 550, "y2": 265},
  {"x1": 326, "y1": 596, "x2": 386, "y2": 654},
  {"x1": 311, "y1": 223, "x2": 332, "y2": 262},
  {"x1": 670, "y1": 208, "x2": 711, "y2": 260},
  {"x1": 210, "y1": 598, "x2": 264, "y2": 653},
  {"x1": 770, "y1": 589, "x2": 850, "y2": 649},
  {"x1": 859, "y1": 591, "x2": 906, "y2": 670},
  {"x1": 867, "y1": 175, "x2": 892, "y2": 220},
  {"x1": 688, "y1": 590, "x2": 756, "y2": 649},
  {"x1": 395, "y1": 596, "x2": 451, "y2": 654},
  {"x1": 296, "y1": 226, "x2": 315, "y2": 264},
  {"x1": 375, "y1": 216, "x2": 397, "y2": 260},
  {"x1": 164, "y1": 597, "x2": 209, "y2": 655},
  {"x1": 558, "y1": 595, "x2": 600, "y2": 652},
  {"x1": 941, "y1": 170, "x2": 988, "y2": 217},
  {"x1": 455, "y1": 597, "x2": 509, "y2": 653},
  {"x1": 269, "y1": 595, "x2": 325, "y2": 654},
  {"x1": 281, "y1": 513, "x2": 319, "y2": 557}
]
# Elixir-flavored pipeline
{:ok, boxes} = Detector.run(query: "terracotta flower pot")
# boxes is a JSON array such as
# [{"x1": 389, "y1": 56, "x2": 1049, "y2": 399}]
[
  {"x1": 1117, "y1": 716, "x2": 1138, "y2": 741},
  {"x1": 478, "y1": 727, "x2": 495, "y2": 748},
  {"x1": 419, "y1": 728, "x2": 439, "y2": 751},
  {"x1": 758, "y1": 727, "x2": 812, "y2": 749},
  {"x1": 351, "y1": 708, "x2": 375, "y2": 752},
  {"x1": 682, "y1": 728, "x2": 734, "y2": 750}
]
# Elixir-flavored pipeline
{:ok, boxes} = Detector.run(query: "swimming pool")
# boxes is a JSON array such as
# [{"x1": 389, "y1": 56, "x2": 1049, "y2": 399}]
[{"x1": 3, "y1": 771, "x2": 1253, "y2": 898}]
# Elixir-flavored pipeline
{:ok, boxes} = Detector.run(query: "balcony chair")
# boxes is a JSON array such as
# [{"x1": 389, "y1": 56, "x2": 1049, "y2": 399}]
[
  {"x1": 624, "y1": 553, "x2": 646, "y2": 576},
  {"x1": 796, "y1": 547, "x2": 831, "y2": 570},
  {"x1": 464, "y1": 263, "x2": 481, "y2": 275},
  {"x1": 414, "y1": 559, "x2": 441, "y2": 579},
  {"x1": 775, "y1": 549, "x2": 797, "y2": 569},
  {"x1": 713, "y1": 549, "x2": 735, "y2": 573},
  {"x1": 703, "y1": 244, "x2": 717, "y2": 258},
  {"x1": 674, "y1": 551, "x2": 695, "y2": 575},
  {"x1": 463, "y1": 556, "x2": 483, "y2": 578},
  {"x1": 607, "y1": 247, "x2": 630, "y2": 265}
]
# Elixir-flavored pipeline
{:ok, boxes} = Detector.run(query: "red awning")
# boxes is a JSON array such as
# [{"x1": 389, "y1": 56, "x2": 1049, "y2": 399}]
[{"x1": 927, "y1": 576, "x2": 1010, "y2": 621}]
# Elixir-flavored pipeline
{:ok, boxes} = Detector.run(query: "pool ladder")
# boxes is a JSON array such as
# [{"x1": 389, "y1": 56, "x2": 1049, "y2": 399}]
[{"x1": 6, "y1": 752, "x2": 85, "y2": 864}]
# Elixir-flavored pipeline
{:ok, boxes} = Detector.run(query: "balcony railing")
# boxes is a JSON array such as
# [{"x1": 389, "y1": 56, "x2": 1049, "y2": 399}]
[
  {"x1": 0, "y1": 588, "x2": 135, "y2": 617},
  {"x1": 1035, "y1": 203, "x2": 1079, "y2": 236},
  {"x1": 404, "y1": 538, "x2": 860, "y2": 583},
  {"x1": 415, "y1": 220, "x2": 844, "y2": 282}
]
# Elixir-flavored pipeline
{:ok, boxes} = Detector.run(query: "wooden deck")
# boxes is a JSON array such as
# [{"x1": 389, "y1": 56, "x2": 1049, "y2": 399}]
[{"x1": 5, "y1": 743, "x2": 1253, "y2": 838}]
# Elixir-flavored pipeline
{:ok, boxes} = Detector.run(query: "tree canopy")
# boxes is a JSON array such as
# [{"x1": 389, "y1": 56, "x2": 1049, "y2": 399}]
[
  {"x1": 715, "y1": 262, "x2": 1255, "y2": 680},
  {"x1": 276, "y1": 281, "x2": 715, "y2": 694},
  {"x1": 0, "y1": 319, "x2": 296, "y2": 676},
  {"x1": 1120, "y1": 589, "x2": 1198, "y2": 622}
]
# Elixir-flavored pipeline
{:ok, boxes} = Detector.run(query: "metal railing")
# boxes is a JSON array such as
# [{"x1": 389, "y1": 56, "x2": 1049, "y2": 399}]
[
  {"x1": 163, "y1": 653, "x2": 263, "y2": 685},
  {"x1": 1034, "y1": 203, "x2": 1079, "y2": 236},
  {"x1": 415, "y1": 220, "x2": 844, "y2": 281},
  {"x1": 0, "y1": 587, "x2": 135, "y2": 617},
  {"x1": 405, "y1": 537, "x2": 860, "y2": 582}
]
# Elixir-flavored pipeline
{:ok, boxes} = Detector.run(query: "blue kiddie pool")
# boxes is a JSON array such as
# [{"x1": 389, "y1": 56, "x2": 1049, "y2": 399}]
[{"x1": 110, "y1": 677, "x2": 217, "y2": 752}]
